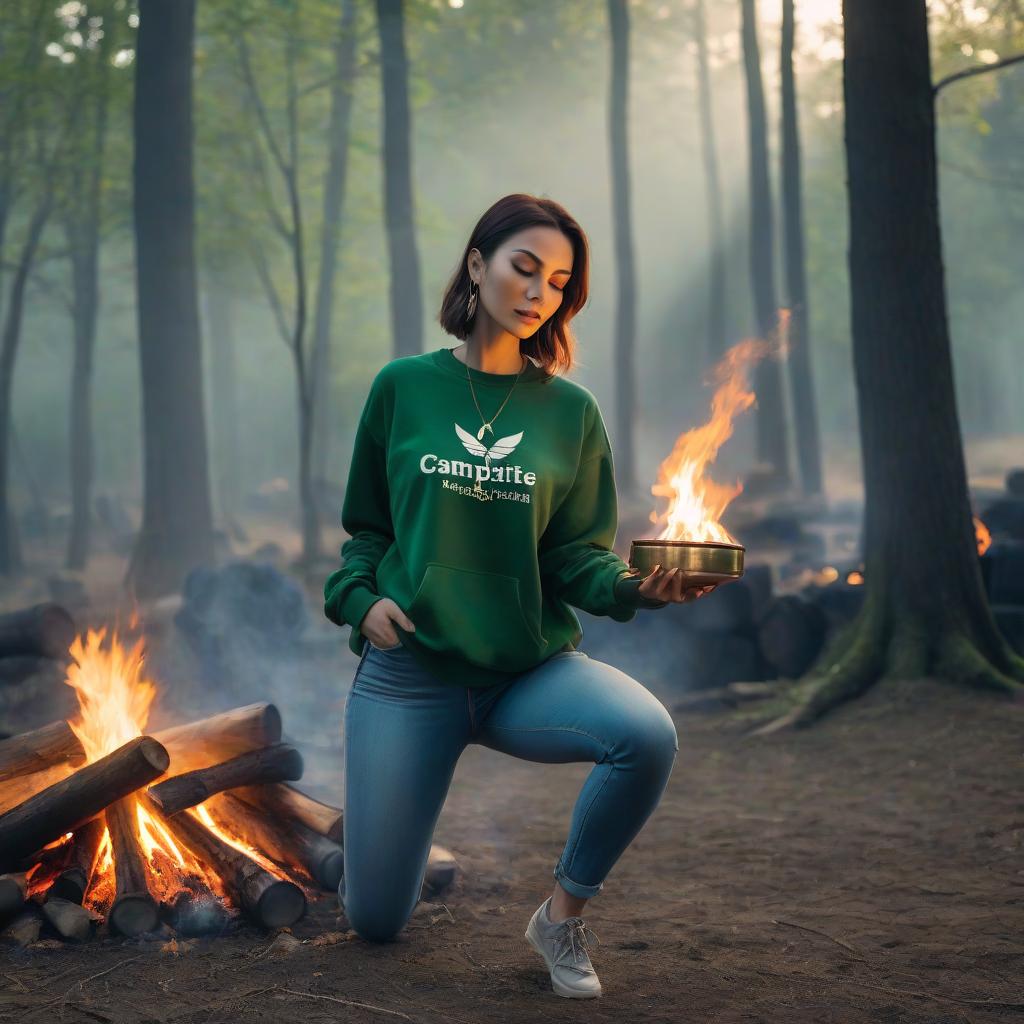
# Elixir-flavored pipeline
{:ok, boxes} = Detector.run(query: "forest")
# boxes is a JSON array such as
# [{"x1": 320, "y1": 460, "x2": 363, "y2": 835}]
[{"x1": 0, "y1": 0, "x2": 1022, "y2": 1020}]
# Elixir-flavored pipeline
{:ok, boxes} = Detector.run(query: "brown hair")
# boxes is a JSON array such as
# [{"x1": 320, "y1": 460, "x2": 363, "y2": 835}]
[{"x1": 437, "y1": 193, "x2": 589, "y2": 377}]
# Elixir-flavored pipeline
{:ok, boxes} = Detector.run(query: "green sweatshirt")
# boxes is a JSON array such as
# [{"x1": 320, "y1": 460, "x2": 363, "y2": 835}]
[{"x1": 323, "y1": 346, "x2": 666, "y2": 688}]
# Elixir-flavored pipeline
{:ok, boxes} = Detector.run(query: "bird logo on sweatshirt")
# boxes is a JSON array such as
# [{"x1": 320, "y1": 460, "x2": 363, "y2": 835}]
[{"x1": 455, "y1": 423, "x2": 524, "y2": 472}]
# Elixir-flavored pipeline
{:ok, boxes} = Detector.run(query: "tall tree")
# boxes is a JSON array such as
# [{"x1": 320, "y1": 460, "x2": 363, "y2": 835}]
[
  {"x1": 376, "y1": 0, "x2": 422, "y2": 358},
  {"x1": 235, "y1": 6, "x2": 322, "y2": 564},
  {"x1": 760, "y1": 0, "x2": 1024, "y2": 730},
  {"x1": 607, "y1": 0, "x2": 638, "y2": 495},
  {"x1": 0, "y1": 4, "x2": 68, "y2": 574},
  {"x1": 779, "y1": 0, "x2": 823, "y2": 497},
  {"x1": 127, "y1": 0, "x2": 215, "y2": 599},
  {"x1": 740, "y1": 0, "x2": 790, "y2": 489},
  {"x1": 64, "y1": 1, "x2": 121, "y2": 570},
  {"x1": 694, "y1": 0, "x2": 728, "y2": 360},
  {"x1": 311, "y1": 0, "x2": 359, "y2": 487}
]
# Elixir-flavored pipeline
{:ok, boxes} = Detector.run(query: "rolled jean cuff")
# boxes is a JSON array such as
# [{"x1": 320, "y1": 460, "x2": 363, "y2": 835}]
[{"x1": 553, "y1": 860, "x2": 603, "y2": 899}]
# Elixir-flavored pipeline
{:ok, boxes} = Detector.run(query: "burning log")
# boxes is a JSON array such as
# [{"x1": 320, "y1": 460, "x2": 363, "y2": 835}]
[
  {"x1": 152, "y1": 803, "x2": 305, "y2": 929},
  {"x1": 106, "y1": 798, "x2": 160, "y2": 936},
  {"x1": 0, "y1": 720, "x2": 85, "y2": 784},
  {"x1": 0, "y1": 603, "x2": 75, "y2": 660},
  {"x1": 233, "y1": 782, "x2": 343, "y2": 843},
  {"x1": 47, "y1": 818, "x2": 105, "y2": 904},
  {"x1": 0, "y1": 735, "x2": 169, "y2": 871},
  {"x1": 164, "y1": 878, "x2": 232, "y2": 937},
  {"x1": 154, "y1": 702, "x2": 282, "y2": 776},
  {"x1": 147, "y1": 743, "x2": 303, "y2": 816},
  {"x1": 206, "y1": 792, "x2": 342, "y2": 891},
  {"x1": 0, "y1": 872, "x2": 27, "y2": 921}
]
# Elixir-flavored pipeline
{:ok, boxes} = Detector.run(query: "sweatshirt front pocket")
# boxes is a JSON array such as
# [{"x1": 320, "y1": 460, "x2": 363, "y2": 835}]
[{"x1": 406, "y1": 562, "x2": 546, "y2": 670}]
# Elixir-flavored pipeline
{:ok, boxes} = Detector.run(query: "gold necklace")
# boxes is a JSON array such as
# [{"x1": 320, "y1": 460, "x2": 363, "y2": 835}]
[{"x1": 461, "y1": 347, "x2": 527, "y2": 497}]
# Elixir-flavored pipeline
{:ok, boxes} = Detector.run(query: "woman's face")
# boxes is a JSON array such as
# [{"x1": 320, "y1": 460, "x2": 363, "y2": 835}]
[{"x1": 469, "y1": 226, "x2": 574, "y2": 338}]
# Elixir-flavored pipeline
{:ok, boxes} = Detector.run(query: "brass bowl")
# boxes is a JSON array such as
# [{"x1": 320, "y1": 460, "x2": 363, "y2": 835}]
[{"x1": 628, "y1": 539, "x2": 745, "y2": 587}]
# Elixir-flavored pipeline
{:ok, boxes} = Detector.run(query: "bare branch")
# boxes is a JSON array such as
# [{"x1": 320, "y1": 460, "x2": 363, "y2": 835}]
[{"x1": 934, "y1": 52, "x2": 1024, "y2": 95}]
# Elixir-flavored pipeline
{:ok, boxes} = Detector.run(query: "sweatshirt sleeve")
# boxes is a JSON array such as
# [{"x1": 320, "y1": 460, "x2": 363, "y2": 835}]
[
  {"x1": 324, "y1": 373, "x2": 393, "y2": 634},
  {"x1": 538, "y1": 400, "x2": 666, "y2": 620}
]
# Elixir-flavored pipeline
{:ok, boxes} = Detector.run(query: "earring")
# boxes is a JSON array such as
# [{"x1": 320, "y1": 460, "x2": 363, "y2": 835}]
[{"x1": 466, "y1": 281, "x2": 478, "y2": 320}]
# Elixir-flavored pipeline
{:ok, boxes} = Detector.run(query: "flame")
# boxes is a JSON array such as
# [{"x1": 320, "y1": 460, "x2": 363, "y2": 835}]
[
  {"x1": 649, "y1": 339, "x2": 769, "y2": 544},
  {"x1": 64, "y1": 628, "x2": 155, "y2": 762},
  {"x1": 60, "y1": 629, "x2": 202, "y2": 904},
  {"x1": 191, "y1": 804, "x2": 287, "y2": 877},
  {"x1": 847, "y1": 570, "x2": 864, "y2": 586},
  {"x1": 974, "y1": 516, "x2": 991, "y2": 556}
]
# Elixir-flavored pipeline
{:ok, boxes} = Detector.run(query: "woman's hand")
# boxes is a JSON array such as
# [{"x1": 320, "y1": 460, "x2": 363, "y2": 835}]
[
  {"x1": 361, "y1": 598, "x2": 416, "y2": 650},
  {"x1": 628, "y1": 565, "x2": 718, "y2": 604}
]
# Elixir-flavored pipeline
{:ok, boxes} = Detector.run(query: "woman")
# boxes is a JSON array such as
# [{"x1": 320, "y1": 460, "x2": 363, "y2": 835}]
[{"x1": 324, "y1": 193, "x2": 716, "y2": 1000}]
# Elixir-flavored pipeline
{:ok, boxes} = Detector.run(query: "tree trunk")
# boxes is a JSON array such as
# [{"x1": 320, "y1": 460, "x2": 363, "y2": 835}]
[
  {"x1": 65, "y1": 4, "x2": 112, "y2": 572},
  {"x1": 0, "y1": 199, "x2": 52, "y2": 574},
  {"x1": 376, "y1": 0, "x2": 423, "y2": 358},
  {"x1": 127, "y1": 0, "x2": 215, "y2": 599},
  {"x1": 204, "y1": 283, "x2": 241, "y2": 526},
  {"x1": 694, "y1": 0, "x2": 728, "y2": 360},
  {"x1": 740, "y1": 0, "x2": 790, "y2": 488},
  {"x1": 607, "y1": 0, "x2": 638, "y2": 496},
  {"x1": 311, "y1": 0, "x2": 358, "y2": 486},
  {"x1": 758, "y1": 0, "x2": 1024, "y2": 729},
  {"x1": 779, "y1": 0, "x2": 823, "y2": 498}
]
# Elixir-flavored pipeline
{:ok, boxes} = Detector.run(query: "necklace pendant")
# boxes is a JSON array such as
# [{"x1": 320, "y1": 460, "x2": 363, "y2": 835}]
[{"x1": 477, "y1": 423, "x2": 494, "y2": 441}]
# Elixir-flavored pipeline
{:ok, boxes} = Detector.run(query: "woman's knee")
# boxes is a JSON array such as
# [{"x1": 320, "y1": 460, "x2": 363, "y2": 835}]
[
  {"x1": 339, "y1": 876, "x2": 417, "y2": 943},
  {"x1": 621, "y1": 700, "x2": 679, "y2": 776},
  {"x1": 342, "y1": 894, "x2": 414, "y2": 943}
]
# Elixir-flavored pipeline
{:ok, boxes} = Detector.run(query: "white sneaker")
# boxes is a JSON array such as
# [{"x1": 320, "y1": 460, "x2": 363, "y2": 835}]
[{"x1": 524, "y1": 896, "x2": 603, "y2": 999}]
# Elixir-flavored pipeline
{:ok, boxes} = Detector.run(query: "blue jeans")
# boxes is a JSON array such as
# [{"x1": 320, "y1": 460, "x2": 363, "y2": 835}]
[{"x1": 340, "y1": 640, "x2": 679, "y2": 943}]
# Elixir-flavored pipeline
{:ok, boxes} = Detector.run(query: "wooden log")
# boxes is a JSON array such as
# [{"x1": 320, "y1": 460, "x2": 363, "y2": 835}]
[
  {"x1": 0, "y1": 604, "x2": 75, "y2": 660},
  {"x1": 0, "y1": 735, "x2": 169, "y2": 871},
  {"x1": 207, "y1": 792, "x2": 342, "y2": 891},
  {"x1": 147, "y1": 743, "x2": 303, "y2": 816},
  {"x1": 756, "y1": 595, "x2": 828, "y2": 679},
  {"x1": 232, "y1": 782, "x2": 343, "y2": 843},
  {"x1": 0, "y1": 872, "x2": 27, "y2": 922},
  {"x1": 0, "y1": 720, "x2": 85, "y2": 785},
  {"x1": 106, "y1": 797, "x2": 160, "y2": 936},
  {"x1": 154, "y1": 703, "x2": 281, "y2": 776},
  {"x1": 163, "y1": 878, "x2": 231, "y2": 936},
  {"x1": 47, "y1": 818, "x2": 105, "y2": 904},
  {"x1": 41, "y1": 897, "x2": 96, "y2": 942},
  {"x1": 0, "y1": 764, "x2": 75, "y2": 818},
  {"x1": 148, "y1": 800, "x2": 305, "y2": 929}
]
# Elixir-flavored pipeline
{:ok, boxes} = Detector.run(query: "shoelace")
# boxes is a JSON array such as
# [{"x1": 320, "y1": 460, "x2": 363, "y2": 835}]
[{"x1": 553, "y1": 917, "x2": 601, "y2": 974}]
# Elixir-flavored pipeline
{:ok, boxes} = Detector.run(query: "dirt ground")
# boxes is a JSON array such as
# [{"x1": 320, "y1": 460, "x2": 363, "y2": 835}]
[{"x1": 2, "y1": 672, "x2": 1022, "y2": 1023}]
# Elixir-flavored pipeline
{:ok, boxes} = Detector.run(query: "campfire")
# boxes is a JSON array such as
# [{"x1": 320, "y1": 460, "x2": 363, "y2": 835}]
[
  {"x1": 0, "y1": 621, "x2": 452, "y2": 943},
  {"x1": 628, "y1": 340, "x2": 768, "y2": 583}
]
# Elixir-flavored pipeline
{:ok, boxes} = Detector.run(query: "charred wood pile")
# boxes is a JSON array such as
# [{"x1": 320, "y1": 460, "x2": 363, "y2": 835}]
[{"x1": 0, "y1": 682, "x2": 460, "y2": 944}]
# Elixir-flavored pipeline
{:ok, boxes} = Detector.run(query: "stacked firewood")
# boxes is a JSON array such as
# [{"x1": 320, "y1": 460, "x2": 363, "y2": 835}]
[{"x1": 0, "y1": 701, "x2": 458, "y2": 943}]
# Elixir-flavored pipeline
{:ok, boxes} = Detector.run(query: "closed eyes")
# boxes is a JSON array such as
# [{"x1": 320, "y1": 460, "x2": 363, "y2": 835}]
[{"x1": 512, "y1": 264, "x2": 565, "y2": 292}]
